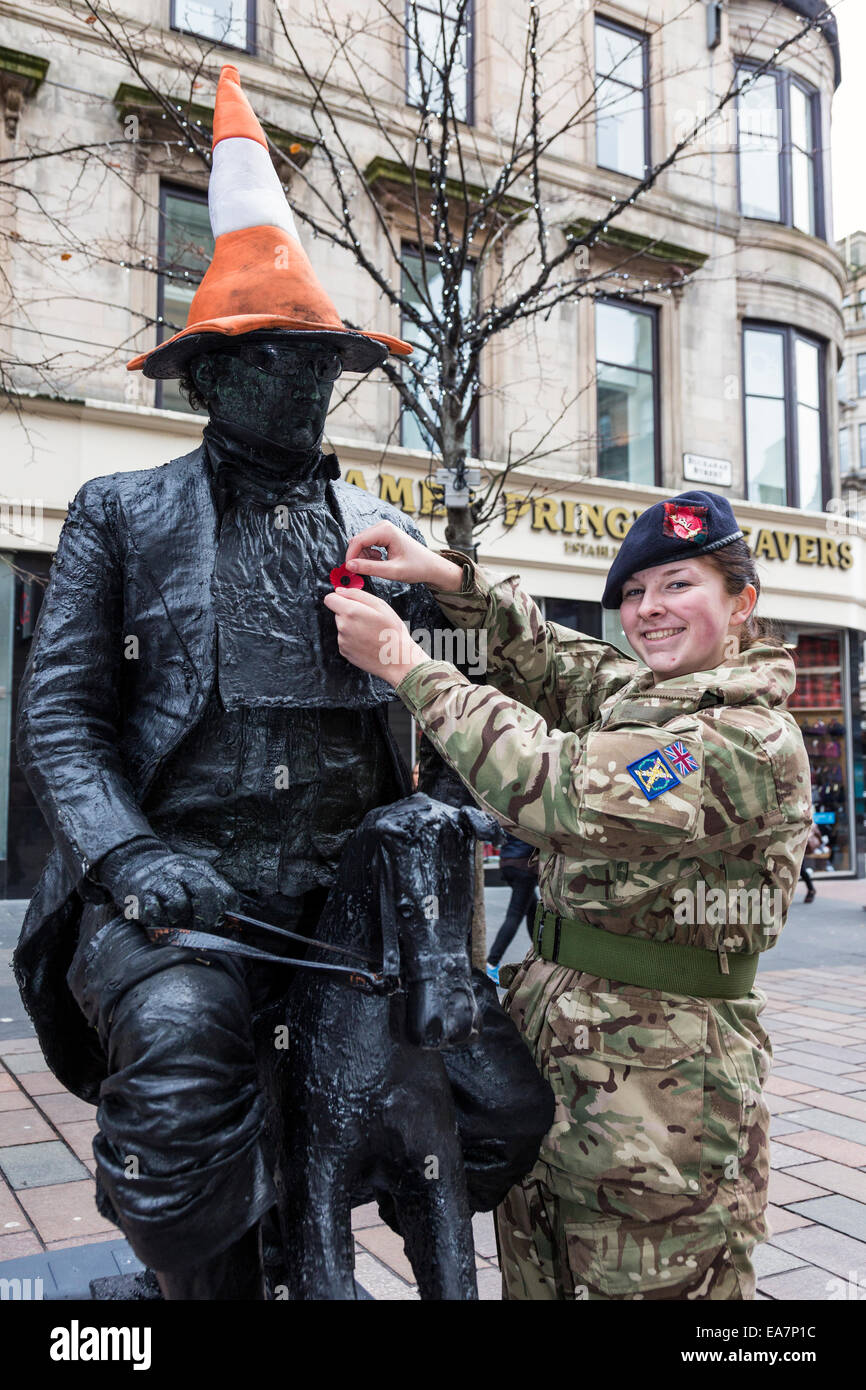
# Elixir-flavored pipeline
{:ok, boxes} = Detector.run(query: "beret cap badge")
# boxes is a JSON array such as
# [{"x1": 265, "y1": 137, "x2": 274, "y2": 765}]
[{"x1": 662, "y1": 502, "x2": 708, "y2": 542}]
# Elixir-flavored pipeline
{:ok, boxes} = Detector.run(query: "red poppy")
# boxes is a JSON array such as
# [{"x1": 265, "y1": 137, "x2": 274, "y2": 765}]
[
  {"x1": 662, "y1": 502, "x2": 707, "y2": 543},
  {"x1": 330, "y1": 563, "x2": 364, "y2": 590}
]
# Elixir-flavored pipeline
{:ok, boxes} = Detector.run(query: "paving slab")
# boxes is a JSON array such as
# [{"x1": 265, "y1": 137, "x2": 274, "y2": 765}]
[
  {"x1": 0, "y1": 1091, "x2": 32, "y2": 1114},
  {"x1": 793, "y1": 1162, "x2": 866, "y2": 1204},
  {"x1": 769, "y1": 1223, "x2": 866, "y2": 1279},
  {"x1": 785, "y1": 1195, "x2": 866, "y2": 1244},
  {"x1": 772, "y1": 1048, "x2": 866, "y2": 1075},
  {"x1": 782, "y1": 1108, "x2": 866, "y2": 1146},
  {"x1": 16, "y1": 1181, "x2": 117, "y2": 1243},
  {"x1": 768, "y1": 1117, "x2": 808, "y2": 1138},
  {"x1": 352, "y1": 1250, "x2": 418, "y2": 1301},
  {"x1": 769, "y1": 1140, "x2": 821, "y2": 1168},
  {"x1": 16, "y1": 1072, "x2": 67, "y2": 1097},
  {"x1": 0, "y1": 1141, "x2": 89, "y2": 1191},
  {"x1": 2, "y1": 1053, "x2": 50, "y2": 1076},
  {"x1": 771, "y1": 1065, "x2": 863, "y2": 1094},
  {"x1": 769, "y1": 1169, "x2": 831, "y2": 1206},
  {"x1": 781, "y1": 1129, "x2": 866, "y2": 1166},
  {"x1": 0, "y1": 1109, "x2": 55, "y2": 1146},
  {"x1": 758, "y1": 1266, "x2": 848, "y2": 1299},
  {"x1": 752, "y1": 1243, "x2": 808, "y2": 1278}
]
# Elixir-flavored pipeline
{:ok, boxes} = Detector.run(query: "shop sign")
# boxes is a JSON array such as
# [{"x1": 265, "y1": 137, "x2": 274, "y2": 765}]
[
  {"x1": 346, "y1": 472, "x2": 855, "y2": 568},
  {"x1": 683, "y1": 453, "x2": 732, "y2": 487}
]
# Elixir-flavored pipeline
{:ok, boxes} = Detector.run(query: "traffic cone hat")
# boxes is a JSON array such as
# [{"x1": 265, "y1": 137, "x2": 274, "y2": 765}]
[{"x1": 127, "y1": 64, "x2": 412, "y2": 377}]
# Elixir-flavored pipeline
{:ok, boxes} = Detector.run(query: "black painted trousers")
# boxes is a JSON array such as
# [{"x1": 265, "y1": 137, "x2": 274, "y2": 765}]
[{"x1": 65, "y1": 894, "x2": 317, "y2": 1273}]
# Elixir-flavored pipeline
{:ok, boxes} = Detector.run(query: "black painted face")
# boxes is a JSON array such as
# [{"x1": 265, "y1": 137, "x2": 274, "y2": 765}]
[{"x1": 190, "y1": 335, "x2": 342, "y2": 453}]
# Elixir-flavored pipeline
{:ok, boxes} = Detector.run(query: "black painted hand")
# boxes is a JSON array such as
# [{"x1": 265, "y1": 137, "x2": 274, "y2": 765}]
[{"x1": 96, "y1": 836, "x2": 239, "y2": 942}]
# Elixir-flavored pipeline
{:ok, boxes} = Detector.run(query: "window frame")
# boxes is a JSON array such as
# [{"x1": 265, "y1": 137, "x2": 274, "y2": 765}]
[
  {"x1": 593, "y1": 14, "x2": 651, "y2": 180},
  {"x1": 741, "y1": 319, "x2": 829, "y2": 511},
  {"x1": 155, "y1": 182, "x2": 212, "y2": 412},
  {"x1": 857, "y1": 352, "x2": 866, "y2": 398},
  {"x1": 404, "y1": 0, "x2": 475, "y2": 127},
  {"x1": 399, "y1": 241, "x2": 480, "y2": 456},
  {"x1": 594, "y1": 294, "x2": 661, "y2": 488},
  {"x1": 170, "y1": 0, "x2": 256, "y2": 54},
  {"x1": 859, "y1": 422, "x2": 866, "y2": 473},
  {"x1": 734, "y1": 59, "x2": 825, "y2": 240}
]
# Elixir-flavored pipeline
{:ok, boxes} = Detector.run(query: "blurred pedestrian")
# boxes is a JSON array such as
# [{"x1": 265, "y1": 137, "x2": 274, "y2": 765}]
[
  {"x1": 486, "y1": 832, "x2": 538, "y2": 983},
  {"x1": 800, "y1": 818, "x2": 822, "y2": 903}
]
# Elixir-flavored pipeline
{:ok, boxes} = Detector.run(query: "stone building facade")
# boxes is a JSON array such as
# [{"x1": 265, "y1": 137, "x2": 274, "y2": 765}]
[{"x1": 0, "y1": 0, "x2": 862, "y2": 890}]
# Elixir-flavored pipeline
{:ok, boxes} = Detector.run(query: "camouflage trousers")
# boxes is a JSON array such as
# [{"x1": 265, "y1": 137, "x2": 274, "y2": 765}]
[
  {"x1": 496, "y1": 1173, "x2": 766, "y2": 1299},
  {"x1": 496, "y1": 952, "x2": 774, "y2": 1300}
]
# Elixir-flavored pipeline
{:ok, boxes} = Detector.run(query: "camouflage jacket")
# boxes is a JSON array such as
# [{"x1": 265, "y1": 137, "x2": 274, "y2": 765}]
[{"x1": 395, "y1": 551, "x2": 813, "y2": 1225}]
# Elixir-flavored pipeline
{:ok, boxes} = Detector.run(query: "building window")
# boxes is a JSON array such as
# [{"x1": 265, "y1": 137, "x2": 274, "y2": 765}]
[
  {"x1": 595, "y1": 298, "x2": 659, "y2": 486},
  {"x1": 405, "y1": 0, "x2": 473, "y2": 124},
  {"x1": 743, "y1": 322, "x2": 826, "y2": 511},
  {"x1": 594, "y1": 17, "x2": 649, "y2": 178},
  {"x1": 858, "y1": 353, "x2": 866, "y2": 396},
  {"x1": 839, "y1": 425, "x2": 850, "y2": 474},
  {"x1": 171, "y1": 0, "x2": 254, "y2": 50},
  {"x1": 156, "y1": 185, "x2": 214, "y2": 413},
  {"x1": 736, "y1": 63, "x2": 824, "y2": 237},
  {"x1": 400, "y1": 245, "x2": 476, "y2": 453},
  {"x1": 860, "y1": 423, "x2": 866, "y2": 472}
]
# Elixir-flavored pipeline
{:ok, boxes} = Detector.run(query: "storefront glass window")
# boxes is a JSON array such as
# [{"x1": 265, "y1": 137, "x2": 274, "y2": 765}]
[
  {"x1": 543, "y1": 597, "x2": 602, "y2": 639},
  {"x1": 788, "y1": 628, "x2": 853, "y2": 873}
]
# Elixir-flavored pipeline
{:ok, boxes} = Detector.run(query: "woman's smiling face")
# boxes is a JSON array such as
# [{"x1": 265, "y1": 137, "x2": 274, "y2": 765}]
[{"x1": 618, "y1": 557, "x2": 756, "y2": 679}]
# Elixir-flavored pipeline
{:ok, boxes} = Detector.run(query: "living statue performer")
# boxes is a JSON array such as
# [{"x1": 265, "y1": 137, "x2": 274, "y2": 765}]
[{"x1": 13, "y1": 65, "x2": 552, "y2": 1300}]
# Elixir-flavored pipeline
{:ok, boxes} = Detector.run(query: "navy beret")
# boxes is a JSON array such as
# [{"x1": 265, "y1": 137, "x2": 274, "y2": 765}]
[{"x1": 601, "y1": 490, "x2": 744, "y2": 609}]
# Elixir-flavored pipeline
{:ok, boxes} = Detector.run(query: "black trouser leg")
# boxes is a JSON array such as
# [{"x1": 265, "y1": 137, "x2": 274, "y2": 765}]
[
  {"x1": 155, "y1": 1221, "x2": 266, "y2": 1301},
  {"x1": 68, "y1": 909, "x2": 279, "y2": 1274},
  {"x1": 488, "y1": 869, "x2": 539, "y2": 967}
]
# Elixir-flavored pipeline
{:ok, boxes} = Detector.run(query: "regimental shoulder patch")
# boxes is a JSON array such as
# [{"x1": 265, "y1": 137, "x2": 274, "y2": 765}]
[
  {"x1": 663, "y1": 739, "x2": 700, "y2": 776},
  {"x1": 626, "y1": 749, "x2": 681, "y2": 800},
  {"x1": 662, "y1": 501, "x2": 707, "y2": 542}
]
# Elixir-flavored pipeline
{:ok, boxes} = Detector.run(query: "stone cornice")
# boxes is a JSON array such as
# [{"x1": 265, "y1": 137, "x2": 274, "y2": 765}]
[{"x1": 112, "y1": 82, "x2": 313, "y2": 164}]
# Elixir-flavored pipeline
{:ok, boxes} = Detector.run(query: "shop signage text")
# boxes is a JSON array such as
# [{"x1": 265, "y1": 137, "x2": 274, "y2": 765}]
[{"x1": 345, "y1": 472, "x2": 854, "y2": 569}]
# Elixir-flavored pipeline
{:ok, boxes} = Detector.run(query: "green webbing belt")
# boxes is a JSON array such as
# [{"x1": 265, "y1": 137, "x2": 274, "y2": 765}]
[{"x1": 532, "y1": 904, "x2": 759, "y2": 1001}]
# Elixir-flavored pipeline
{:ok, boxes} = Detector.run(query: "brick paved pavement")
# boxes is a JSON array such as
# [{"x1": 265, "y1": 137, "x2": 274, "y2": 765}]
[{"x1": 2, "y1": 881, "x2": 866, "y2": 1299}]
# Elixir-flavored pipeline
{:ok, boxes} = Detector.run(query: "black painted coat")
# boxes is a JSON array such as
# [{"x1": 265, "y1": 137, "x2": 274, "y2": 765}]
[{"x1": 13, "y1": 444, "x2": 447, "y2": 1102}]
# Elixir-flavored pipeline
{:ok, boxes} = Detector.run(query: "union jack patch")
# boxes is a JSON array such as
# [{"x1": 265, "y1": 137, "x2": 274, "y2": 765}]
[
  {"x1": 626, "y1": 749, "x2": 681, "y2": 800},
  {"x1": 663, "y1": 739, "x2": 699, "y2": 776}
]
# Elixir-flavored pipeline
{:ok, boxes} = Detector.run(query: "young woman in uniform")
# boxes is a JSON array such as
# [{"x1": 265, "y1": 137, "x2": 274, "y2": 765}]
[{"x1": 323, "y1": 490, "x2": 813, "y2": 1300}]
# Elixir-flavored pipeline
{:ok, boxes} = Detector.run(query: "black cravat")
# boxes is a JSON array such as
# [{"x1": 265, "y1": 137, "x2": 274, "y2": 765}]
[{"x1": 203, "y1": 417, "x2": 340, "y2": 511}]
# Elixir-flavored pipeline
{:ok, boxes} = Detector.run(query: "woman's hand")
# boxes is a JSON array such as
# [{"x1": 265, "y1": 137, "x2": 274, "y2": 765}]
[
  {"x1": 343, "y1": 522, "x2": 464, "y2": 592},
  {"x1": 322, "y1": 586, "x2": 431, "y2": 688}
]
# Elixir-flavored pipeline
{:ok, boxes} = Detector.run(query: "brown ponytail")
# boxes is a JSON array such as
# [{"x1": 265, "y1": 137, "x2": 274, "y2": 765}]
[{"x1": 702, "y1": 538, "x2": 785, "y2": 651}]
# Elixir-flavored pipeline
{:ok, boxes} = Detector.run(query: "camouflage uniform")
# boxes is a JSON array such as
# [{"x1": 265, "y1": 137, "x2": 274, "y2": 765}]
[{"x1": 394, "y1": 551, "x2": 813, "y2": 1300}]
